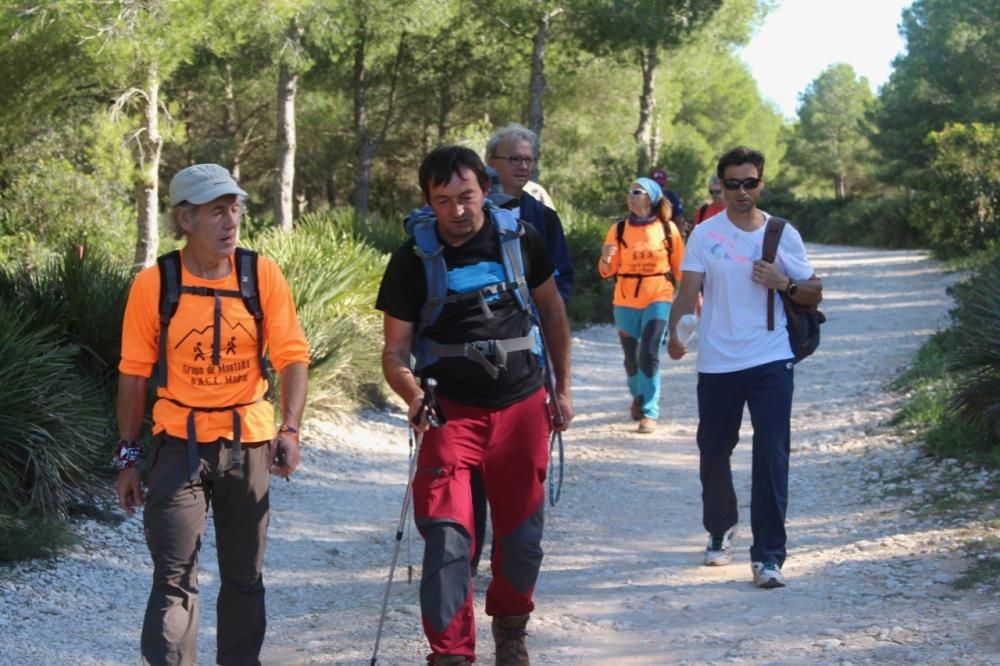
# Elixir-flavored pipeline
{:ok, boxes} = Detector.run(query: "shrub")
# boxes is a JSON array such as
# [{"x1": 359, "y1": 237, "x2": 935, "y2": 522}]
[
  {"x1": 0, "y1": 511, "x2": 77, "y2": 563},
  {"x1": 249, "y1": 216, "x2": 389, "y2": 410},
  {"x1": 910, "y1": 123, "x2": 1000, "y2": 259},
  {"x1": 0, "y1": 304, "x2": 107, "y2": 520},
  {"x1": 0, "y1": 248, "x2": 131, "y2": 433},
  {"x1": 562, "y1": 204, "x2": 616, "y2": 326},
  {"x1": 759, "y1": 190, "x2": 924, "y2": 249},
  {"x1": 947, "y1": 256, "x2": 1000, "y2": 456}
]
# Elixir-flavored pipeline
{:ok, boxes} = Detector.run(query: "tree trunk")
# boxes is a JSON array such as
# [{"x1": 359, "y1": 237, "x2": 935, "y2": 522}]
[
  {"x1": 351, "y1": 25, "x2": 406, "y2": 223},
  {"x1": 224, "y1": 62, "x2": 243, "y2": 181},
  {"x1": 634, "y1": 41, "x2": 659, "y2": 176},
  {"x1": 275, "y1": 19, "x2": 302, "y2": 232},
  {"x1": 835, "y1": 173, "x2": 846, "y2": 200},
  {"x1": 437, "y1": 81, "x2": 451, "y2": 143},
  {"x1": 526, "y1": 10, "x2": 552, "y2": 153},
  {"x1": 352, "y1": 21, "x2": 371, "y2": 222},
  {"x1": 133, "y1": 64, "x2": 162, "y2": 271}
]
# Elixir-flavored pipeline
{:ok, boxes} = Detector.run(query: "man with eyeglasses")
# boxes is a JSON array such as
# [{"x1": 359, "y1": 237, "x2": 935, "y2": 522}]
[
  {"x1": 486, "y1": 124, "x2": 574, "y2": 303},
  {"x1": 667, "y1": 146, "x2": 823, "y2": 590},
  {"x1": 477, "y1": 124, "x2": 575, "y2": 580}
]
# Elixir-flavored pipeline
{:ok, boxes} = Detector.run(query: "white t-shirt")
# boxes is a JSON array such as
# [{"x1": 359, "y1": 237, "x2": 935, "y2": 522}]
[{"x1": 681, "y1": 211, "x2": 815, "y2": 373}]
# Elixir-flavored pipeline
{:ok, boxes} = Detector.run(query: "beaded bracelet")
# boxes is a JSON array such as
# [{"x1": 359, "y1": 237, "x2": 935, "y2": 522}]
[{"x1": 112, "y1": 440, "x2": 143, "y2": 471}]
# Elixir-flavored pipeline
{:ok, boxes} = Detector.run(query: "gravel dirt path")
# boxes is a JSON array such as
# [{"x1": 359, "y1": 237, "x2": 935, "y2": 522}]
[{"x1": 2, "y1": 243, "x2": 998, "y2": 665}]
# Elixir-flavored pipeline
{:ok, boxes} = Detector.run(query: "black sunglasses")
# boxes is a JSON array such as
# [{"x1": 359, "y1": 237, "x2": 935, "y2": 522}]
[
  {"x1": 628, "y1": 188, "x2": 648, "y2": 197},
  {"x1": 722, "y1": 177, "x2": 761, "y2": 191},
  {"x1": 709, "y1": 189, "x2": 722, "y2": 195}
]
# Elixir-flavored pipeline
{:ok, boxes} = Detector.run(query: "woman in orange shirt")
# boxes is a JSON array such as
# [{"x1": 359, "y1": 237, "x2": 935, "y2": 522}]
[{"x1": 598, "y1": 177, "x2": 685, "y2": 433}]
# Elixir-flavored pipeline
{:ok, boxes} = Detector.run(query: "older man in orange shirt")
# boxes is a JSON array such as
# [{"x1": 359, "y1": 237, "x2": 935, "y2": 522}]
[{"x1": 114, "y1": 163, "x2": 310, "y2": 665}]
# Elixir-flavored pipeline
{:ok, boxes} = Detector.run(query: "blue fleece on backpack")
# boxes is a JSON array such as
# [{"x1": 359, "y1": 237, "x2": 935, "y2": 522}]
[{"x1": 447, "y1": 261, "x2": 505, "y2": 300}]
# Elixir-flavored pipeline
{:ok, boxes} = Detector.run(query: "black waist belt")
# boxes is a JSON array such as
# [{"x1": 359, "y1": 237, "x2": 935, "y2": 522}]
[
  {"x1": 428, "y1": 334, "x2": 536, "y2": 380},
  {"x1": 163, "y1": 398, "x2": 262, "y2": 481},
  {"x1": 617, "y1": 272, "x2": 675, "y2": 298}
]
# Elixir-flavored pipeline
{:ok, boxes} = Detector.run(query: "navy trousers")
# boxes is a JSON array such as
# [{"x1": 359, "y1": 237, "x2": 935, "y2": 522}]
[{"x1": 696, "y1": 359, "x2": 794, "y2": 566}]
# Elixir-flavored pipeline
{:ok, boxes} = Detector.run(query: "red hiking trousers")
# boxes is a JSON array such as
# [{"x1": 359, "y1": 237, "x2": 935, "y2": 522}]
[{"x1": 413, "y1": 387, "x2": 550, "y2": 662}]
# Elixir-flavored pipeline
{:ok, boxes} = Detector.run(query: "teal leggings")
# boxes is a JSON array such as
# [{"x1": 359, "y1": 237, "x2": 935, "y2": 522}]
[{"x1": 613, "y1": 301, "x2": 671, "y2": 419}]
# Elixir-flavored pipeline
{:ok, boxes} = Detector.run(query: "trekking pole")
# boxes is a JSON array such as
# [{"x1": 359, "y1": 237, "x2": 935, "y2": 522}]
[
  {"x1": 546, "y1": 371, "x2": 566, "y2": 507},
  {"x1": 406, "y1": 425, "x2": 414, "y2": 585},
  {"x1": 534, "y1": 315, "x2": 566, "y2": 507},
  {"x1": 371, "y1": 378, "x2": 446, "y2": 666}
]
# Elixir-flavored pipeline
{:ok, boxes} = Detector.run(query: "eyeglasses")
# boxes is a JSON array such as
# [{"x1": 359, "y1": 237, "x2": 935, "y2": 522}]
[
  {"x1": 722, "y1": 177, "x2": 761, "y2": 191},
  {"x1": 494, "y1": 155, "x2": 535, "y2": 166},
  {"x1": 709, "y1": 189, "x2": 722, "y2": 195},
  {"x1": 628, "y1": 188, "x2": 648, "y2": 197}
]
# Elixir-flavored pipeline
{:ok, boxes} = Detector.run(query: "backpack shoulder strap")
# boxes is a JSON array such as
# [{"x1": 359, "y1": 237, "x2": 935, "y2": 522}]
[
  {"x1": 155, "y1": 250, "x2": 183, "y2": 387},
  {"x1": 491, "y1": 203, "x2": 532, "y2": 312},
  {"x1": 616, "y1": 218, "x2": 627, "y2": 248},
  {"x1": 661, "y1": 219, "x2": 674, "y2": 259},
  {"x1": 762, "y1": 217, "x2": 787, "y2": 330},
  {"x1": 409, "y1": 209, "x2": 447, "y2": 334},
  {"x1": 234, "y1": 247, "x2": 267, "y2": 381}
]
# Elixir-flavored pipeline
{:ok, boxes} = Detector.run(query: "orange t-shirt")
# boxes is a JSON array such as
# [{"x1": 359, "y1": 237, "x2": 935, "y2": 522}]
[
  {"x1": 598, "y1": 218, "x2": 685, "y2": 308},
  {"x1": 119, "y1": 251, "x2": 310, "y2": 443},
  {"x1": 694, "y1": 202, "x2": 726, "y2": 225}
]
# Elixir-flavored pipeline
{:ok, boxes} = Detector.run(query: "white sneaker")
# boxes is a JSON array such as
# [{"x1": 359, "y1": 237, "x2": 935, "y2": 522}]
[
  {"x1": 751, "y1": 561, "x2": 786, "y2": 589},
  {"x1": 703, "y1": 525, "x2": 737, "y2": 566}
]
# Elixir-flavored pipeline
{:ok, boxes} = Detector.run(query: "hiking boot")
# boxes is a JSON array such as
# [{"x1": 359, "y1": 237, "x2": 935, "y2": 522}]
[
  {"x1": 637, "y1": 418, "x2": 656, "y2": 434},
  {"x1": 630, "y1": 397, "x2": 642, "y2": 421},
  {"x1": 492, "y1": 613, "x2": 530, "y2": 666},
  {"x1": 751, "y1": 561, "x2": 786, "y2": 589},
  {"x1": 434, "y1": 656, "x2": 472, "y2": 665},
  {"x1": 703, "y1": 525, "x2": 737, "y2": 566}
]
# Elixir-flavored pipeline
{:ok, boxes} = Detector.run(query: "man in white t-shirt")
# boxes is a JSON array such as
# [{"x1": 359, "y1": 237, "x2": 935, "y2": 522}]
[{"x1": 667, "y1": 146, "x2": 823, "y2": 589}]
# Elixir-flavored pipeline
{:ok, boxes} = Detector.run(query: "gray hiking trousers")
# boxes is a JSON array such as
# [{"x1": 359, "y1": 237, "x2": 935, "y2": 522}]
[{"x1": 140, "y1": 434, "x2": 271, "y2": 666}]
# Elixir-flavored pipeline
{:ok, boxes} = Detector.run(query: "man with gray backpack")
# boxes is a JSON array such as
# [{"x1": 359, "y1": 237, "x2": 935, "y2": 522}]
[{"x1": 376, "y1": 145, "x2": 573, "y2": 665}]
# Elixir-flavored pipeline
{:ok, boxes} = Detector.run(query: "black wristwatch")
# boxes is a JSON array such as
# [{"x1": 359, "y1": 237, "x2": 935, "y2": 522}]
[{"x1": 786, "y1": 279, "x2": 798, "y2": 296}]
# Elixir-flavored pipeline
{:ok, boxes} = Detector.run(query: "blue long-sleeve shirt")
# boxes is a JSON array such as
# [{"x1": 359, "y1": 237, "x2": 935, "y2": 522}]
[{"x1": 517, "y1": 192, "x2": 574, "y2": 303}]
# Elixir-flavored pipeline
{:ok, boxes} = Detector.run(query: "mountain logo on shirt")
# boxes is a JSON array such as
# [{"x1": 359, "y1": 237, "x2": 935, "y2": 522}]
[{"x1": 173, "y1": 314, "x2": 257, "y2": 366}]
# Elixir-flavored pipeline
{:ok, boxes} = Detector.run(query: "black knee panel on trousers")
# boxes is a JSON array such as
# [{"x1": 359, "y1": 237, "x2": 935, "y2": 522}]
[
  {"x1": 501, "y1": 504, "x2": 545, "y2": 593},
  {"x1": 638, "y1": 319, "x2": 667, "y2": 376},
  {"x1": 420, "y1": 522, "x2": 472, "y2": 634},
  {"x1": 619, "y1": 334, "x2": 639, "y2": 376}
]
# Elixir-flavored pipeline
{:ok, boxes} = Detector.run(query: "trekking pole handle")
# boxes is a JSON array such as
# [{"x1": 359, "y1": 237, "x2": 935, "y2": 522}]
[{"x1": 411, "y1": 377, "x2": 446, "y2": 428}]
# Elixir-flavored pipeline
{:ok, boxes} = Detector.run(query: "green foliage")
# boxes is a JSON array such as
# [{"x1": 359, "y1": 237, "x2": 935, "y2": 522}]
[
  {"x1": 0, "y1": 512, "x2": 77, "y2": 563},
  {"x1": 893, "y1": 254, "x2": 1000, "y2": 468},
  {"x1": 0, "y1": 250, "x2": 131, "y2": 387},
  {"x1": 249, "y1": 214, "x2": 389, "y2": 410},
  {"x1": 758, "y1": 190, "x2": 924, "y2": 249},
  {"x1": 787, "y1": 63, "x2": 878, "y2": 199},
  {"x1": 909, "y1": 123, "x2": 1000, "y2": 258},
  {"x1": 946, "y1": 256, "x2": 1000, "y2": 455},
  {"x1": 0, "y1": 304, "x2": 107, "y2": 520},
  {"x1": 873, "y1": 0, "x2": 999, "y2": 177},
  {"x1": 572, "y1": 0, "x2": 723, "y2": 54},
  {"x1": 890, "y1": 329, "x2": 988, "y2": 463},
  {"x1": 0, "y1": 119, "x2": 135, "y2": 266},
  {"x1": 955, "y1": 524, "x2": 1000, "y2": 590},
  {"x1": 562, "y1": 204, "x2": 615, "y2": 326}
]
